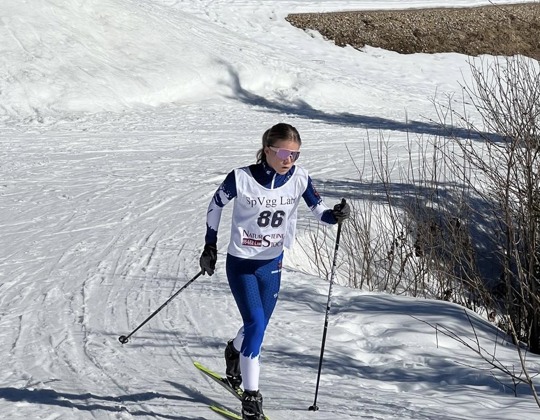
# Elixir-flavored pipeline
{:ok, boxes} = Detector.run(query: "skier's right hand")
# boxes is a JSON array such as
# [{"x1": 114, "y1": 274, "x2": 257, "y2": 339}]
[{"x1": 200, "y1": 244, "x2": 217, "y2": 276}]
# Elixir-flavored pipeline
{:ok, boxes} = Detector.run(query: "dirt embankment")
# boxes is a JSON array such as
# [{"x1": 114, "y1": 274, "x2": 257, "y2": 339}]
[{"x1": 286, "y1": 3, "x2": 540, "y2": 59}]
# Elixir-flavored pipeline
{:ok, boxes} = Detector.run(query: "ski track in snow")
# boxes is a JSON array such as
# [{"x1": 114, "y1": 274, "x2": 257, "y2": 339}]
[{"x1": 0, "y1": 102, "x2": 422, "y2": 419}]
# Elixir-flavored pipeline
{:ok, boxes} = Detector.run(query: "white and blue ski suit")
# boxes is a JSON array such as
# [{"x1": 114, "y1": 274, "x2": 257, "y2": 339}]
[{"x1": 204, "y1": 161, "x2": 338, "y2": 391}]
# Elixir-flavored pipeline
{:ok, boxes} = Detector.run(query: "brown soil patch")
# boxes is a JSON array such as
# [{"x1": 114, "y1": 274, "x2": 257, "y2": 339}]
[{"x1": 286, "y1": 3, "x2": 540, "y2": 59}]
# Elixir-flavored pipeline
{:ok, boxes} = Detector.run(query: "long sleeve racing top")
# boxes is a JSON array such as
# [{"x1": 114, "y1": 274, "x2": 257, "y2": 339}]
[{"x1": 204, "y1": 162, "x2": 337, "y2": 249}]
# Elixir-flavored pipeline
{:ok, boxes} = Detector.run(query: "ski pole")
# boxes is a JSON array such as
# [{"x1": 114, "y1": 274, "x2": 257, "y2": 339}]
[
  {"x1": 309, "y1": 203, "x2": 345, "y2": 411},
  {"x1": 118, "y1": 270, "x2": 204, "y2": 344}
]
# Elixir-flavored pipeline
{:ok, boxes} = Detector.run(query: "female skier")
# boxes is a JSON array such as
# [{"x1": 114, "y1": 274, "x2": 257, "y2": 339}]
[{"x1": 199, "y1": 122, "x2": 350, "y2": 420}]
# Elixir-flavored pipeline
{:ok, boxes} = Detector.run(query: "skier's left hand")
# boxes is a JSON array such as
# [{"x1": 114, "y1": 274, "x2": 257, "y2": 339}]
[{"x1": 332, "y1": 199, "x2": 350, "y2": 223}]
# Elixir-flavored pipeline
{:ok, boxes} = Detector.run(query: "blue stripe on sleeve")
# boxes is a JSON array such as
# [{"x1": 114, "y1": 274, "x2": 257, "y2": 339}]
[
  {"x1": 302, "y1": 176, "x2": 337, "y2": 224},
  {"x1": 204, "y1": 171, "x2": 237, "y2": 245}
]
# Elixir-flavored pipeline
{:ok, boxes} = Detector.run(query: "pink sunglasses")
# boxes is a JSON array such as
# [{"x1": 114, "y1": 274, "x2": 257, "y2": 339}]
[{"x1": 268, "y1": 146, "x2": 301, "y2": 161}]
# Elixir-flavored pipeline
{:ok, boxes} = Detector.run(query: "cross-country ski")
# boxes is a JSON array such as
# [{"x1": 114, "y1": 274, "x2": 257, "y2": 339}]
[{"x1": 195, "y1": 362, "x2": 271, "y2": 420}]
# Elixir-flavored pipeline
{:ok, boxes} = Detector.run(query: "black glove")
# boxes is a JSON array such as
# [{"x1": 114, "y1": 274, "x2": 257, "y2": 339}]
[
  {"x1": 332, "y1": 199, "x2": 350, "y2": 223},
  {"x1": 200, "y1": 244, "x2": 217, "y2": 276}
]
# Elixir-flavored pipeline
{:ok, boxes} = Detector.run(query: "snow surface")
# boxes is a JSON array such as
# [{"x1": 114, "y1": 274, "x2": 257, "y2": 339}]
[{"x1": 1, "y1": 0, "x2": 539, "y2": 419}]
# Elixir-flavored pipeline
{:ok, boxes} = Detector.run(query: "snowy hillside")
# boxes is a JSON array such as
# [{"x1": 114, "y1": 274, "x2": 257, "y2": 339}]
[{"x1": 1, "y1": 1, "x2": 539, "y2": 419}]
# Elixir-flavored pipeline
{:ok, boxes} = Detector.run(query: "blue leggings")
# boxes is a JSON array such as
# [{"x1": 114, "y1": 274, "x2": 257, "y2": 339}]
[{"x1": 226, "y1": 253, "x2": 283, "y2": 358}]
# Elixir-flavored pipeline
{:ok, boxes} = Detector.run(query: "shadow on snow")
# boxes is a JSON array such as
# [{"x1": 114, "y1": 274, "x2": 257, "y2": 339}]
[
  {"x1": 275, "y1": 284, "x2": 531, "y2": 398},
  {"x1": 0, "y1": 387, "x2": 206, "y2": 420},
  {"x1": 304, "y1": 177, "x2": 503, "y2": 284},
  {"x1": 219, "y1": 60, "x2": 500, "y2": 142}
]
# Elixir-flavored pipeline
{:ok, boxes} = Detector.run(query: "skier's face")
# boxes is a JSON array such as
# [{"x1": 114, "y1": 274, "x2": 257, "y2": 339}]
[{"x1": 265, "y1": 139, "x2": 301, "y2": 174}]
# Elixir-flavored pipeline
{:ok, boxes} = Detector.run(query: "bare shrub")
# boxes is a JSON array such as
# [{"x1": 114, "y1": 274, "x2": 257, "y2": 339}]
[{"x1": 443, "y1": 56, "x2": 540, "y2": 355}]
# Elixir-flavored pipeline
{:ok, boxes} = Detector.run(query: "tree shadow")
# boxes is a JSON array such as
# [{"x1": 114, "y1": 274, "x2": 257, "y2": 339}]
[
  {"x1": 0, "y1": 387, "x2": 206, "y2": 420},
  {"x1": 218, "y1": 60, "x2": 500, "y2": 142},
  {"x1": 273, "y1": 287, "x2": 532, "y2": 398},
  {"x1": 308, "y1": 177, "x2": 503, "y2": 283}
]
